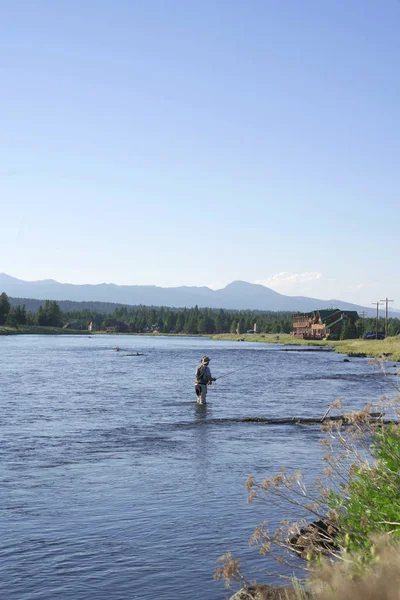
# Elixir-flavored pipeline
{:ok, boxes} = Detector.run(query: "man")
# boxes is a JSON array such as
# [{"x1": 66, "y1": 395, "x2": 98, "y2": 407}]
[{"x1": 195, "y1": 355, "x2": 216, "y2": 405}]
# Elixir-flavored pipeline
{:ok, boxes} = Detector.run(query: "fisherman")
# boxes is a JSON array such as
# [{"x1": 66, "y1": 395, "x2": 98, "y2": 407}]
[{"x1": 195, "y1": 356, "x2": 216, "y2": 405}]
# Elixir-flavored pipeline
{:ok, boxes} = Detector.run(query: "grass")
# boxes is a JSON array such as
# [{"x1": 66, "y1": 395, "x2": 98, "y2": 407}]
[
  {"x1": 211, "y1": 333, "x2": 326, "y2": 345},
  {"x1": 0, "y1": 325, "x2": 89, "y2": 335},
  {"x1": 332, "y1": 337, "x2": 400, "y2": 361},
  {"x1": 210, "y1": 333, "x2": 400, "y2": 362}
]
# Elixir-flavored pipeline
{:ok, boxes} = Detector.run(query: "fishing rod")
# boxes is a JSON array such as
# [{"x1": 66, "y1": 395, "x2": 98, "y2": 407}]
[
  {"x1": 215, "y1": 369, "x2": 237, "y2": 380},
  {"x1": 214, "y1": 360, "x2": 259, "y2": 380}
]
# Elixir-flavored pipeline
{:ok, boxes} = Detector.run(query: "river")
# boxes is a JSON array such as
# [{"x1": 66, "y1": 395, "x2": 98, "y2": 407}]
[{"x1": 0, "y1": 335, "x2": 395, "y2": 600}]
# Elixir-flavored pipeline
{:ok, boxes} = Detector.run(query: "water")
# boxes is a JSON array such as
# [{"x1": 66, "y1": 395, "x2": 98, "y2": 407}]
[{"x1": 0, "y1": 335, "x2": 396, "y2": 600}]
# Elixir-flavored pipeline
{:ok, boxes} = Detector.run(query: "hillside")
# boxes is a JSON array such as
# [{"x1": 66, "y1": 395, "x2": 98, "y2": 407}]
[{"x1": 0, "y1": 274, "x2": 388, "y2": 317}]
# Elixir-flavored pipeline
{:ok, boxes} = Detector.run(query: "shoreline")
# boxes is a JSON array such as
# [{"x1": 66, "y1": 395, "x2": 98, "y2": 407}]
[
  {"x1": 0, "y1": 327, "x2": 207, "y2": 338},
  {"x1": 1, "y1": 327, "x2": 399, "y2": 361},
  {"x1": 210, "y1": 332, "x2": 400, "y2": 362}
]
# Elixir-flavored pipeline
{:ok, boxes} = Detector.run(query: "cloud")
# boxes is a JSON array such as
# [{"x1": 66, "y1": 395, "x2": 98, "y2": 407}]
[
  {"x1": 206, "y1": 281, "x2": 227, "y2": 290},
  {"x1": 255, "y1": 272, "x2": 324, "y2": 288},
  {"x1": 350, "y1": 282, "x2": 377, "y2": 291}
]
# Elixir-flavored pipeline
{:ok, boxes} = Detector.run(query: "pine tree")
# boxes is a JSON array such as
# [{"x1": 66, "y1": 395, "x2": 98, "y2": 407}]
[
  {"x1": 0, "y1": 292, "x2": 11, "y2": 325},
  {"x1": 5, "y1": 310, "x2": 18, "y2": 328},
  {"x1": 36, "y1": 305, "x2": 46, "y2": 326},
  {"x1": 185, "y1": 314, "x2": 199, "y2": 334},
  {"x1": 176, "y1": 312, "x2": 185, "y2": 333}
]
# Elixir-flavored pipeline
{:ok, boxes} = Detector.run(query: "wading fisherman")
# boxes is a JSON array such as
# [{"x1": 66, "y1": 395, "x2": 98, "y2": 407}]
[{"x1": 195, "y1": 356, "x2": 216, "y2": 405}]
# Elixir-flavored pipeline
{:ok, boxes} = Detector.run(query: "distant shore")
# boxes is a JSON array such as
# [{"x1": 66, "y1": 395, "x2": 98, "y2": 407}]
[
  {"x1": 0, "y1": 326, "x2": 205, "y2": 338},
  {"x1": 2, "y1": 326, "x2": 400, "y2": 362},
  {"x1": 0, "y1": 325, "x2": 89, "y2": 336}
]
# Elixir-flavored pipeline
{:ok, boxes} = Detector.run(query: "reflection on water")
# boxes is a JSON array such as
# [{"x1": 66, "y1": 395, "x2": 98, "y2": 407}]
[{"x1": 0, "y1": 335, "x2": 396, "y2": 600}]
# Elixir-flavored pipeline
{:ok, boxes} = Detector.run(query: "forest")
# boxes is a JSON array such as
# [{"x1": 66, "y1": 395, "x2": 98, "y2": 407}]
[{"x1": 1, "y1": 292, "x2": 399, "y2": 337}]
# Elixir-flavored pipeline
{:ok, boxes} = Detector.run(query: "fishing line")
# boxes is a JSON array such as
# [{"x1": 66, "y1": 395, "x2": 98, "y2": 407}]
[
  {"x1": 215, "y1": 359, "x2": 260, "y2": 380},
  {"x1": 215, "y1": 369, "x2": 237, "y2": 380}
]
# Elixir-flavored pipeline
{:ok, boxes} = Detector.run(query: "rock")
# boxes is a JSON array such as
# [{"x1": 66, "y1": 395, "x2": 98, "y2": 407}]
[
  {"x1": 289, "y1": 519, "x2": 339, "y2": 556},
  {"x1": 230, "y1": 585, "x2": 308, "y2": 600},
  {"x1": 343, "y1": 358, "x2": 350, "y2": 362},
  {"x1": 347, "y1": 352, "x2": 367, "y2": 358}
]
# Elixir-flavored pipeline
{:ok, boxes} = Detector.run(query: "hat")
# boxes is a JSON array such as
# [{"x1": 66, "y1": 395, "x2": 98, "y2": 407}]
[{"x1": 202, "y1": 356, "x2": 210, "y2": 364}]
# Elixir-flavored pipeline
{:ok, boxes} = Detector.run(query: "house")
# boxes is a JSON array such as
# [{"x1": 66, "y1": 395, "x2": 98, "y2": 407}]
[
  {"x1": 104, "y1": 319, "x2": 129, "y2": 333},
  {"x1": 292, "y1": 309, "x2": 359, "y2": 339}
]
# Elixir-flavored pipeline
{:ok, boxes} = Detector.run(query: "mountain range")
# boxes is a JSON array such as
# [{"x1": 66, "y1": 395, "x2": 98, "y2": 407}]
[{"x1": 0, "y1": 273, "x2": 393, "y2": 317}]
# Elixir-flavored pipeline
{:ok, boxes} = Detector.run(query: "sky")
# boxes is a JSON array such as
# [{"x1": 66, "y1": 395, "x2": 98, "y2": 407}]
[{"x1": 1, "y1": 0, "x2": 399, "y2": 309}]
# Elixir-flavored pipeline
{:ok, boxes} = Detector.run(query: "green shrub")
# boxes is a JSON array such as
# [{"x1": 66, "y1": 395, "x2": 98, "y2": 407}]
[{"x1": 330, "y1": 424, "x2": 400, "y2": 554}]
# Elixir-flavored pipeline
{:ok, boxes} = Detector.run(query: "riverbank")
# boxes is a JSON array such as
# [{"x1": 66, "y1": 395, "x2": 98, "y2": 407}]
[
  {"x1": 2, "y1": 326, "x2": 400, "y2": 362},
  {"x1": 211, "y1": 333, "x2": 400, "y2": 362},
  {"x1": 0, "y1": 325, "x2": 88, "y2": 335},
  {"x1": 0, "y1": 326, "x2": 207, "y2": 337}
]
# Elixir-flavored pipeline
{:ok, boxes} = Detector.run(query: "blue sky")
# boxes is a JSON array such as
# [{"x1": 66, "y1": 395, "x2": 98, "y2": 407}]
[{"x1": 1, "y1": 0, "x2": 399, "y2": 309}]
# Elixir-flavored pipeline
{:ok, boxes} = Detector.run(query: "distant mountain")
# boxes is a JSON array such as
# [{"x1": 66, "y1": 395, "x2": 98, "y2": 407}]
[{"x1": 0, "y1": 273, "x2": 393, "y2": 317}]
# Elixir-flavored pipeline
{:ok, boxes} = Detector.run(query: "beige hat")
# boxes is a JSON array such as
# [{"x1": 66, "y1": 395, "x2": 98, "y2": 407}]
[{"x1": 202, "y1": 356, "x2": 210, "y2": 364}]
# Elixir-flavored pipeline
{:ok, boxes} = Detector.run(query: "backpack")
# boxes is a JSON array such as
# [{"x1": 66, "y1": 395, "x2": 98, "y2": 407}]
[{"x1": 196, "y1": 364, "x2": 208, "y2": 385}]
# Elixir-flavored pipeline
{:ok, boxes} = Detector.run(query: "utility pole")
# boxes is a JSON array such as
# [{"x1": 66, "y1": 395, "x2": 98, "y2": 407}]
[
  {"x1": 380, "y1": 298, "x2": 394, "y2": 338},
  {"x1": 372, "y1": 302, "x2": 383, "y2": 339}
]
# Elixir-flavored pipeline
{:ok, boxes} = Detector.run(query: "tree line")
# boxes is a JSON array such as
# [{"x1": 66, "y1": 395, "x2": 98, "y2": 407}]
[
  {"x1": 62, "y1": 303, "x2": 296, "y2": 334},
  {"x1": 1, "y1": 292, "x2": 399, "y2": 336},
  {"x1": 0, "y1": 294, "x2": 63, "y2": 327},
  {"x1": 1, "y1": 292, "x2": 293, "y2": 333}
]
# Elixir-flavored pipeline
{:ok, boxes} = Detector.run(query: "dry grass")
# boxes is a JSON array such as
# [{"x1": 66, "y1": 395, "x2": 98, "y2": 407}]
[
  {"x1": 307, "y1": 538, "x2": 400, "y2": 600},
  {"x1": 228, "y1": 540, "x2": 400, "y2": 600}
]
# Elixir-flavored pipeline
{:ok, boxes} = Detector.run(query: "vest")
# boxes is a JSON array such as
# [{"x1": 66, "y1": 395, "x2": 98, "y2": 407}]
[{"x1": 196, "y1": 364, "x2": 208, "y2": 385}]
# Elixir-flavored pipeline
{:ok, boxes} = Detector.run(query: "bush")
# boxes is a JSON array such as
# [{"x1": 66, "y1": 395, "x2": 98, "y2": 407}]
[{"x1": 330, "y1": 424, "x2": 400, "y2": 554}]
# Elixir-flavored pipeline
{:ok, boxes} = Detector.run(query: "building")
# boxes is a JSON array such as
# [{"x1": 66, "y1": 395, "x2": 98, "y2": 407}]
[
  {"x1": 292, "y1": 309, "x2": 359, "y2": 340},
  {"x1": 104, "y1": 319, "x2": 129, "y2": 333}
]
